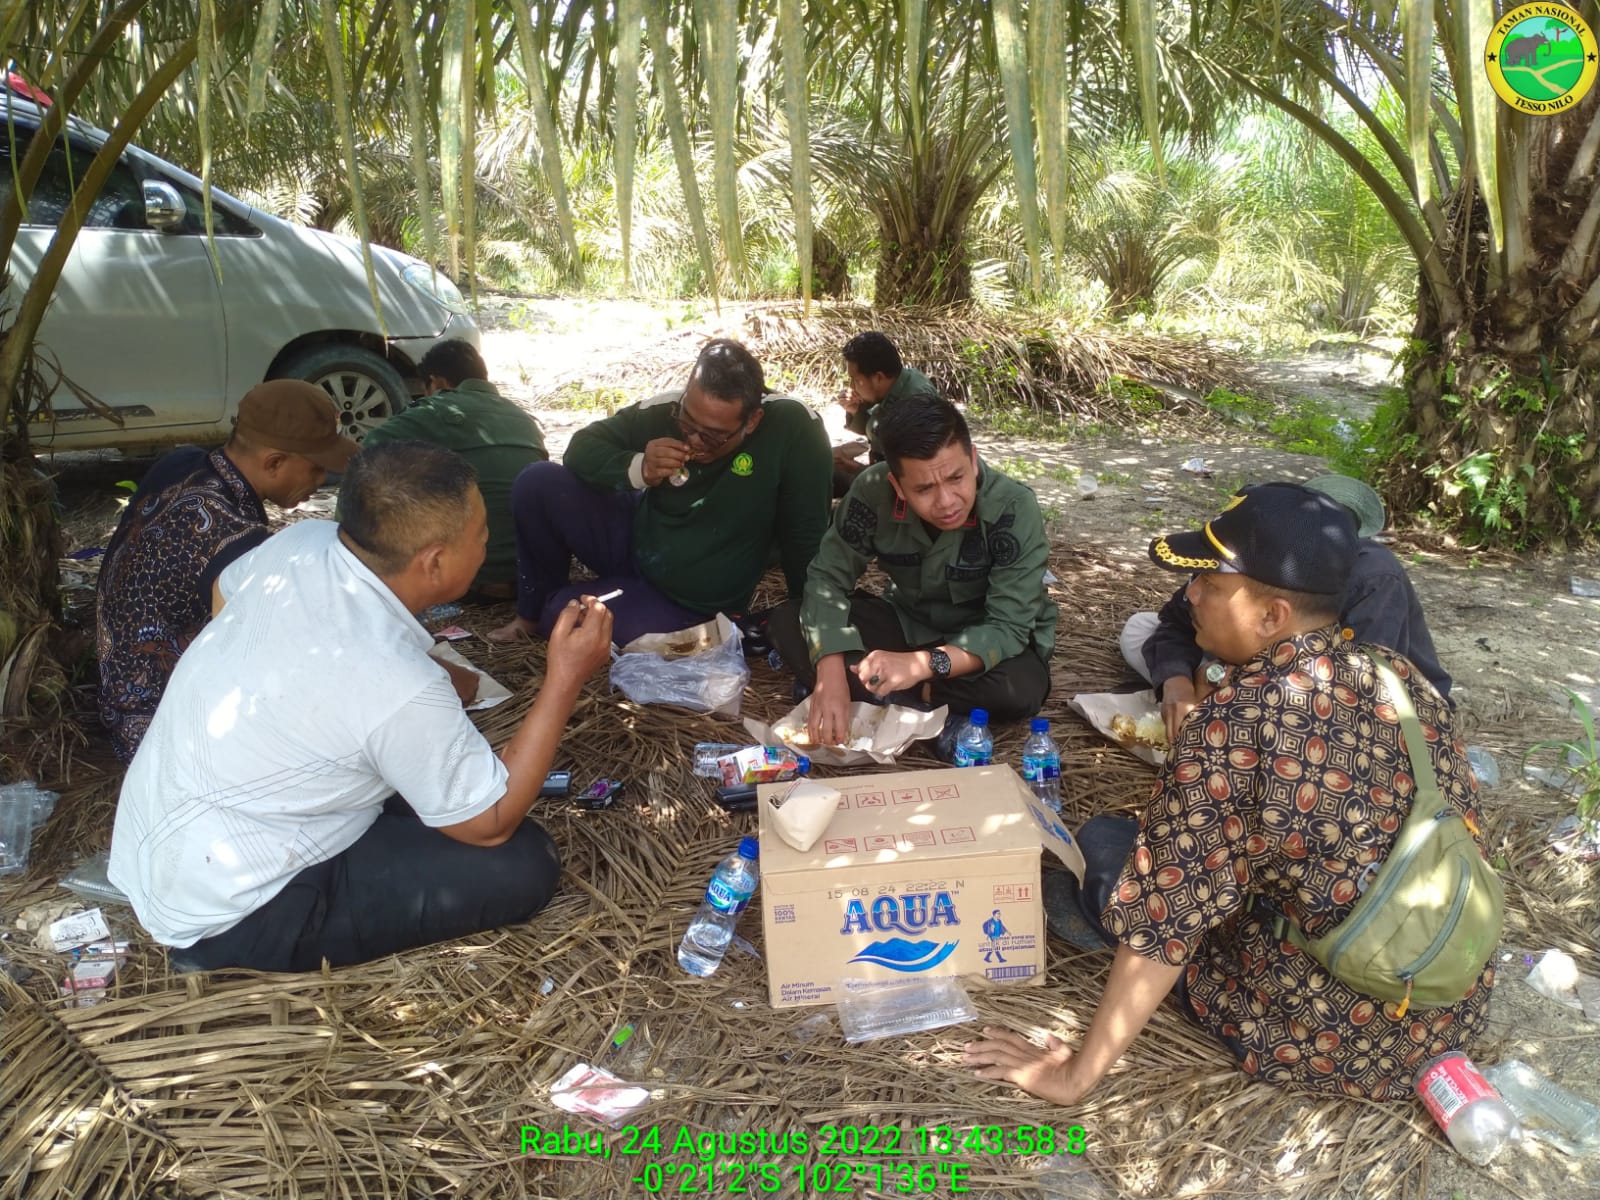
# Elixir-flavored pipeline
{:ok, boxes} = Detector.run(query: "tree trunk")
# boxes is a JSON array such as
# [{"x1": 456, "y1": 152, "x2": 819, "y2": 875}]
[
  {"x1": 870, "y1": 134, "x2": 984, "y2": 307},
  {"x1": 1381, "y1": 96, "x2": 1600, "y2": 548}
]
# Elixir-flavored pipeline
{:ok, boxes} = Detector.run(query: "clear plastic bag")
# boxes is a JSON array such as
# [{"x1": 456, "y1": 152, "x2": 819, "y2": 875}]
[
  {"x1": 835, "y1": 975, "x2": 978, "y2": 1043},
  {"x1": 608, "y1": 618, "x2": 749, "y2": 718},
  {"x1": 60, "y1": 850, "x2": 130, "y2": 905},
  {"x1": 0, "y1": 782, "x2": 54, "y2": 877}
]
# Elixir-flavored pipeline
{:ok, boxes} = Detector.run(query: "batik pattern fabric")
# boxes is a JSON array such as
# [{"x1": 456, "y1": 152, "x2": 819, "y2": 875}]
[
  {"x1": 1101, "y1": 625, "x2": 1494, "y2": 1100},
  {"x1": 96, "y1": 449, "x2": 268, "y2": 762}
]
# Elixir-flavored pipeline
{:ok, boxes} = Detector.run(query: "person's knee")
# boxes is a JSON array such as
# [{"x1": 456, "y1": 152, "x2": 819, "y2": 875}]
[
  {"x1": 486, "y1": 821, "x2": 563, "y2": 921},
  {"x1": 1119, "y1": 612, "x2": 1158, "y2": 682},
  {"x1": 511, "y1": 459, "x2": 572, "y2": 508}
]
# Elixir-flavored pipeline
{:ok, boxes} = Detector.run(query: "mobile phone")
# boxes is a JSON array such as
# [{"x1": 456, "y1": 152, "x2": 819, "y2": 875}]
[
  {"x1": 714, "y1": 783, "x2": 758, "y2": 812},
  {"x1": 578, "y1": 778, "x2": 624, "y2": 809},
  {"x1": 539, "y1": 771, "x2": 571, "y2": 798}
]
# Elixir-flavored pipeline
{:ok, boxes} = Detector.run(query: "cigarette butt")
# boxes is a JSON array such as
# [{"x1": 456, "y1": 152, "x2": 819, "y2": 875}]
[{"x1": 593, "y1": 588, "x2": 624, "y2": 604}]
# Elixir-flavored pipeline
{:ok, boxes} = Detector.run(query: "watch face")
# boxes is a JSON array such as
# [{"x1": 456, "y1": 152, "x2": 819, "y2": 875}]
[
  {"x1": 1205, "y1": 662, "x2": 1227, "y2": 685},
  {"x1": 931, "y1": 649, "x2": 951, "y2": 678}
]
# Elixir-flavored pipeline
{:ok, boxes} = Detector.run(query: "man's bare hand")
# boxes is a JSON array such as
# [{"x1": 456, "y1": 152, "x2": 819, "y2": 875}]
[
  {"x1": 641, "y1": 437, "x2": 692, "y2": 486},
  {"x1": 1160, "y1": 674, "x2": 1198, "y2": 745},
  {"x1": 832, "y1": 442, "x2": 867, "y2": 472},
  {"x1": 545, "y1": 597, "x2": 614, "y2": 692},
  {"x1": 853, "y1": 649, "x2": 929, "y2": 697},
  {"x1": 808, "y1": 657, "x2": 853, "y2": 746},
  {"x1": 836, "y1": 386, "x2": 861, "y2": 416},
  {"x1": 963, "y1": 1026, "x2": 1089, "y2": 1106},
  {"x1": 438, "y1": 658, "x2": 480, "y2": 706}
]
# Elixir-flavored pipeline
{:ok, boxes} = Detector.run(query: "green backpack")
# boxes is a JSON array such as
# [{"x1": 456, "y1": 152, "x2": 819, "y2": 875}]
[{"x1": 1276, "y1": 652, "x2": 1504, "y2": 1015}]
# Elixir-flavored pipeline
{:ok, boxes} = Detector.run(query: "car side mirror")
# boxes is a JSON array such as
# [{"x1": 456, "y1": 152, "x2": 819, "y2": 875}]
[{"x1": 141, "y1": 179, "x2": 185, "y2": 231}]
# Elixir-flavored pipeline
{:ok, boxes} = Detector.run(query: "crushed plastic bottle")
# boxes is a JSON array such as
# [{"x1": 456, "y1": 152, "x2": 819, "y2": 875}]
[
  {"x1": 1416, "y1": 1051, "x2": 1523, "y2": 1165},
  {"x1": 716, "y1": 746, "x2": 810, "y2": 786},
  {"x1": 1483, "y1": 1059, "x2": 1600, "y2": 1157}
]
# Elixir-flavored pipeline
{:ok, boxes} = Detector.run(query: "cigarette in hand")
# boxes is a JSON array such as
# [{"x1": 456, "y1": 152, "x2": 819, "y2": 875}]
[{"x1": 593, "y1": 589, "x2": 624, "y2": 604}]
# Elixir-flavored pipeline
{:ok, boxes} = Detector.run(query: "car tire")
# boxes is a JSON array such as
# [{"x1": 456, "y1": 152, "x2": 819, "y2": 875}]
[{"x1": 272, "y1": 343, "x2": 410, "y2": 443}]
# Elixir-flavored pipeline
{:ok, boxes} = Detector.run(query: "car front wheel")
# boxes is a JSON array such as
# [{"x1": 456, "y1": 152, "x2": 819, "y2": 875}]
[{"x1": 272, "y1": 344, "x2": 410, "y2": 443}]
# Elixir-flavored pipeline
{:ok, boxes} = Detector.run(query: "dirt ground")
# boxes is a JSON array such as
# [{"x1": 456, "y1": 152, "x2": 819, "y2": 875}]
[{"x1": 37, "y1": 298, "x2": 1600, "y2": 1199}]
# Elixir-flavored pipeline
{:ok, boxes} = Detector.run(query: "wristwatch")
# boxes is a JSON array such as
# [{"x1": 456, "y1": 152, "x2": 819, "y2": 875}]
[
  {"x1": 1204, "y1": 662, "x2": 1228, "y2": 685},
  {"x1": 928, "y1": 648, "x2": 952, "y2": 679}
]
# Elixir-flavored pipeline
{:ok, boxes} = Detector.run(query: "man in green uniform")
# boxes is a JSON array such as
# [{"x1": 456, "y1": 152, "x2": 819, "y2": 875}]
[
  {"x1": 488, "y1": 338, "x2": 832, "y2": 647},
  {"x1": 769, "y1": 394, "x2": 1055, "y2": 750},
  {"x1": 832, "y1": 331, "x2": 941, "y2": 496},
  {"x1": 359, "y1": 339, "x2": 546, "y2": 599}
]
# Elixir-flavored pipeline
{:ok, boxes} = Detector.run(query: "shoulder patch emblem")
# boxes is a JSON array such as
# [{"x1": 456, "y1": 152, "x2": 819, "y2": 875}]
[{"x1": 840, "y1": 497, "x2": 878, "y2": 553}]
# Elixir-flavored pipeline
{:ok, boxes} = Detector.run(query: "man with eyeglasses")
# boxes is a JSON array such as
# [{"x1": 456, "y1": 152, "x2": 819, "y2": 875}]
[{"x1": 489, "y1": 338, "x2": 832, "y2": 647}]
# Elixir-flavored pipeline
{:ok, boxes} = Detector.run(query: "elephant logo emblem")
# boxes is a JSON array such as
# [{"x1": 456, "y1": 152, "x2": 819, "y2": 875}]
[{"x1": 1485, "y1": 4, "x2": 1597, "y2": 113}]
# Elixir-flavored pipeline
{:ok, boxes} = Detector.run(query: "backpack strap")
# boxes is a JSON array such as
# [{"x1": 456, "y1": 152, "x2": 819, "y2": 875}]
[{"x1": 1362, "y1": 647, "x2": 1446, "y2": 823}]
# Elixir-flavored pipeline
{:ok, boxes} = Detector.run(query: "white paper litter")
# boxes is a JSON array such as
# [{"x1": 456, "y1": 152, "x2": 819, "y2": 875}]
[{"x1": 744, "y1": 699, "x2": 947, "y2": 767}]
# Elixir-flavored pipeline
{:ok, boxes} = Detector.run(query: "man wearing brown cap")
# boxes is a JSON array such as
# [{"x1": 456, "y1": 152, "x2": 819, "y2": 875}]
[
  {"x1": 96, "y1": 380, "x2": 358, "y2": 762},
  {"x1": 966, "y1": 483, "x2": 1495, "y2": 1106}
]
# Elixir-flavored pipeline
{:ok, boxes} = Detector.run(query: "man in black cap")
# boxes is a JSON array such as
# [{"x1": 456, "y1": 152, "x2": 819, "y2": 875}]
[
  {"x1": 1120, "y1": 474, "x2": 1451, "y2": 744},
  {"x1": 97, "y1": 380, "x2": 359, "y2": 762},
  {"x1": 965, "y1": 483, "x2": 1493, "y2": 1105}
]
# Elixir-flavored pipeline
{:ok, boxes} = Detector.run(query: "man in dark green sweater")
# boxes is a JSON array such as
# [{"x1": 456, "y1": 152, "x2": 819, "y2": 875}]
[
  {"x1": 488, "y1": 339, "x2": 832, "y2": 647},
  {"x1": 833, "y1": 330, "x2": 941, "y2": 496},
  {"x1": 359, "y1": 339, "x2": 547, "y2": 598},
  {"x1": 769, "y1": 394, "x2": 1055, "y2": 750}
]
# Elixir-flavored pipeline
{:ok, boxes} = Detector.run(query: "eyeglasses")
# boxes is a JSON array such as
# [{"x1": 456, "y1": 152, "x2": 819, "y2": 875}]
[{"x1": 670, "y1": 399, "x2": 745, "y2": 451}]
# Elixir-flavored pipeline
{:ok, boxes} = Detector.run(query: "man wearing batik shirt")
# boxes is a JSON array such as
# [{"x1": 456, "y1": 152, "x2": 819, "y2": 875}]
[
  {"x1": 965, "y1": 484, "x2": 1494, "y2": 1103},
  {"x1": 96, "y1": 381, "x2": 357, "y2": 761}
]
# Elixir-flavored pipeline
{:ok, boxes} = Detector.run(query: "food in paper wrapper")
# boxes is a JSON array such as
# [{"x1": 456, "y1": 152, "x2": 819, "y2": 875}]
[
  {"x1": 1110, "y1": 711, "x2": 1168, "y2": 750},
  {"x1": 745, "y1": 698, "x2": 947, "y2": 767},
  {"x1": 765, "y1": 779, "x2": 842, "y2": 852}
]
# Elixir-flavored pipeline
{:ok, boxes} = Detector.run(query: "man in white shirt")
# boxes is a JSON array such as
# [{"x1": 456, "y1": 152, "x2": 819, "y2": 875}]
[{"x1": 109, "y1": 440, "x2": 614, "y2": 972}]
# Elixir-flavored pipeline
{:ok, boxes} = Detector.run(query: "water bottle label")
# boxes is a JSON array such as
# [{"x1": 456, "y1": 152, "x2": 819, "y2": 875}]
[
  {"x1": 955, "y1": 747, "x2": 991, "y2": 767},
  {"x1": 1043, "y1": 753, "x2": 1060, "y2": 781},
  {"x1": 706, "y1": 876, "x2": 754, "y2": 915},
  {"x1": 1417, "y1": 1054, "x2": 1497, "y2": 1130}
]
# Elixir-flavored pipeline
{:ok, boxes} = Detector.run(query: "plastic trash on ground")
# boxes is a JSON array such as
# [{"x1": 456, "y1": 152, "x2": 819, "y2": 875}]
[
  {"x1": 834, "y1": 975, "x2": 978, "y2": 1043},
  {"x1": 0, "y1": 791, "x2": 38, "y2": 877},
  {"x1": 60, "y1": 850, "x2": 130, "y2": 905},
  {"x1": 1179, "y1": 456, "x2": 1212, "y2": 477},
  {"x1": 1033, "y1": 1153, "x2": 1113, "y2": 1199},
  {"x1": 692, "y1": 743, "x2": 743, "y2": 778},
  {"x1": 1076, "y1": 475, "x2": 1098, "y2": 499},
  {"x1": 610, "y1": 615, "x2": 749, "y2": 718},
  {"x1": 549, "y1": 1062, "x2": 651, "y2": 1125},
  {"x1": 1465, "y1": 747, "x2": 1500, "y2": 788},
  {"x1": 1483, "y1": 1060, "x2": 1600, "y2": 1157}
]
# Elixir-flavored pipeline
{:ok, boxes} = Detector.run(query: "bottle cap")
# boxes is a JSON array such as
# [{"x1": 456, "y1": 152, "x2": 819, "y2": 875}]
[
  {"x1": 737, "y1": 836, "x2": 760, "y2": 860},
  {"x1": 796, "y1": 755, "x2": 811, "y2": 774},
  {"x1": 970, "y1": 709, "x2": 989, "y2": 726},
  {"x1": 1030, "y1": 717, "x2": 1048, "y2": 733}
]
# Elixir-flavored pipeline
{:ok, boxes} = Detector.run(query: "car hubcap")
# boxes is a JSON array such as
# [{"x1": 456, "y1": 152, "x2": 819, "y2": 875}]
[{"x1": 316, "y1": 369, "x2": 395, "y2": 441}]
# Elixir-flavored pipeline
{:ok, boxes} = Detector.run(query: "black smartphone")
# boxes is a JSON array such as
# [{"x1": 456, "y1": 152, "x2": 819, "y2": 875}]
[
  {"x1": 539, "y1": 771, "x2": 571, "y2": 798},
  {"x1": 714, "y1": 783, "x2": 758, "y2": 812},
  {"x1": 578, "y1": 778, "x2": 624, "y2": 810}
]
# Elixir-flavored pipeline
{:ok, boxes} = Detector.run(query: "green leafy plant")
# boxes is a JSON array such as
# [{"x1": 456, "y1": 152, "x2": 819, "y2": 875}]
[{"x1": 1524, "y1": 689, "x2": 1600, "y2": 838}]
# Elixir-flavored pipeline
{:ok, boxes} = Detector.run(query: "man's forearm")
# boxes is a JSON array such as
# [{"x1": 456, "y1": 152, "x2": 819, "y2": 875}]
[
  {"x1": 1070, "y1": 944, "x2": 1184, "y2": 1094},
  {"x1": 483, "y1": 678, "x2": 585, "y2": 839}
]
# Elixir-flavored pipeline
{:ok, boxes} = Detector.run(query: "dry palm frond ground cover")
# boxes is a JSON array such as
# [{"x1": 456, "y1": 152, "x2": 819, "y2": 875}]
[{"x1": 3, "y1": 548, "x2": 1596, "y2": 1200}]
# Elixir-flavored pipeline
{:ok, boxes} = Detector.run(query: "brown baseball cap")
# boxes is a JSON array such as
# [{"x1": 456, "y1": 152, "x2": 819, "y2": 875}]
[{"x1": 235, "y1": 380, "x2": 360, "y2": 471}]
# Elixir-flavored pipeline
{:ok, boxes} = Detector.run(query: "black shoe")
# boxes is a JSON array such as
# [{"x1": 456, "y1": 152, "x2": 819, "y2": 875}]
[
  {"x1": 735, "y1": 610, "x2": 773, "y2": 659},
  {"x1": 932, "y1": 711, "x2": 965, "y2": 764},
  {"x1": 1041, "y1": 870, "x2": 1114, "y2": 951}
]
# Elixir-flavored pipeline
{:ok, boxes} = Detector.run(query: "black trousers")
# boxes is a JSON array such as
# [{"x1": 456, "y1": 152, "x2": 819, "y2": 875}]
[
  {"x1": 766, "y1": 593, "x2": 1050, "y2": 722},
  {"x1": 171, "y1": 796, "x2": 562, "y2": 973}
]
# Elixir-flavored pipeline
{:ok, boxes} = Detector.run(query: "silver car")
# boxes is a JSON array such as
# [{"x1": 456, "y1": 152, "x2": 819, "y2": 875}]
[{"x1": 4, "y1": 89, "x2": 478, "y2": 452}]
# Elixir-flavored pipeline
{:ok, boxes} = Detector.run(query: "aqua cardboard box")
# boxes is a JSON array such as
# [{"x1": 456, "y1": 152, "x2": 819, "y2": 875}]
[{"x1": 757, "y1": 765, "x2": 1085, "y2": 1009}]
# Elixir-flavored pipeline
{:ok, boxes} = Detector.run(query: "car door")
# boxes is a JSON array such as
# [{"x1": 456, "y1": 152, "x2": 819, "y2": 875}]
[{"x1": 6, "y1": 127, "x2": 229, "y2": 449}]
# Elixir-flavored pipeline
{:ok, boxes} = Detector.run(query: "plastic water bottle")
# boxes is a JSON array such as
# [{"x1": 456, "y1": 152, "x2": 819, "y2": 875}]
[
  {"x1": 1021, "y1": 718, "x2": 1062, "y2": 811},
  {"x1": 677, "y1": 837, "x2": 761, "y2": 977},
  {"x1": 953, "y1": 709, "x2": 993, "y2": 767},
  {"x1": 1416, "y1": 1051, "x2": 1524, "y2": 1165}
]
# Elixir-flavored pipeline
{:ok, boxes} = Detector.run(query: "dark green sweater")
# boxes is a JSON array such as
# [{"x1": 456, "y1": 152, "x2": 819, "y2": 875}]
[{"x1": 563, "y1": 391, "x2": 832, "y2": 615}]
